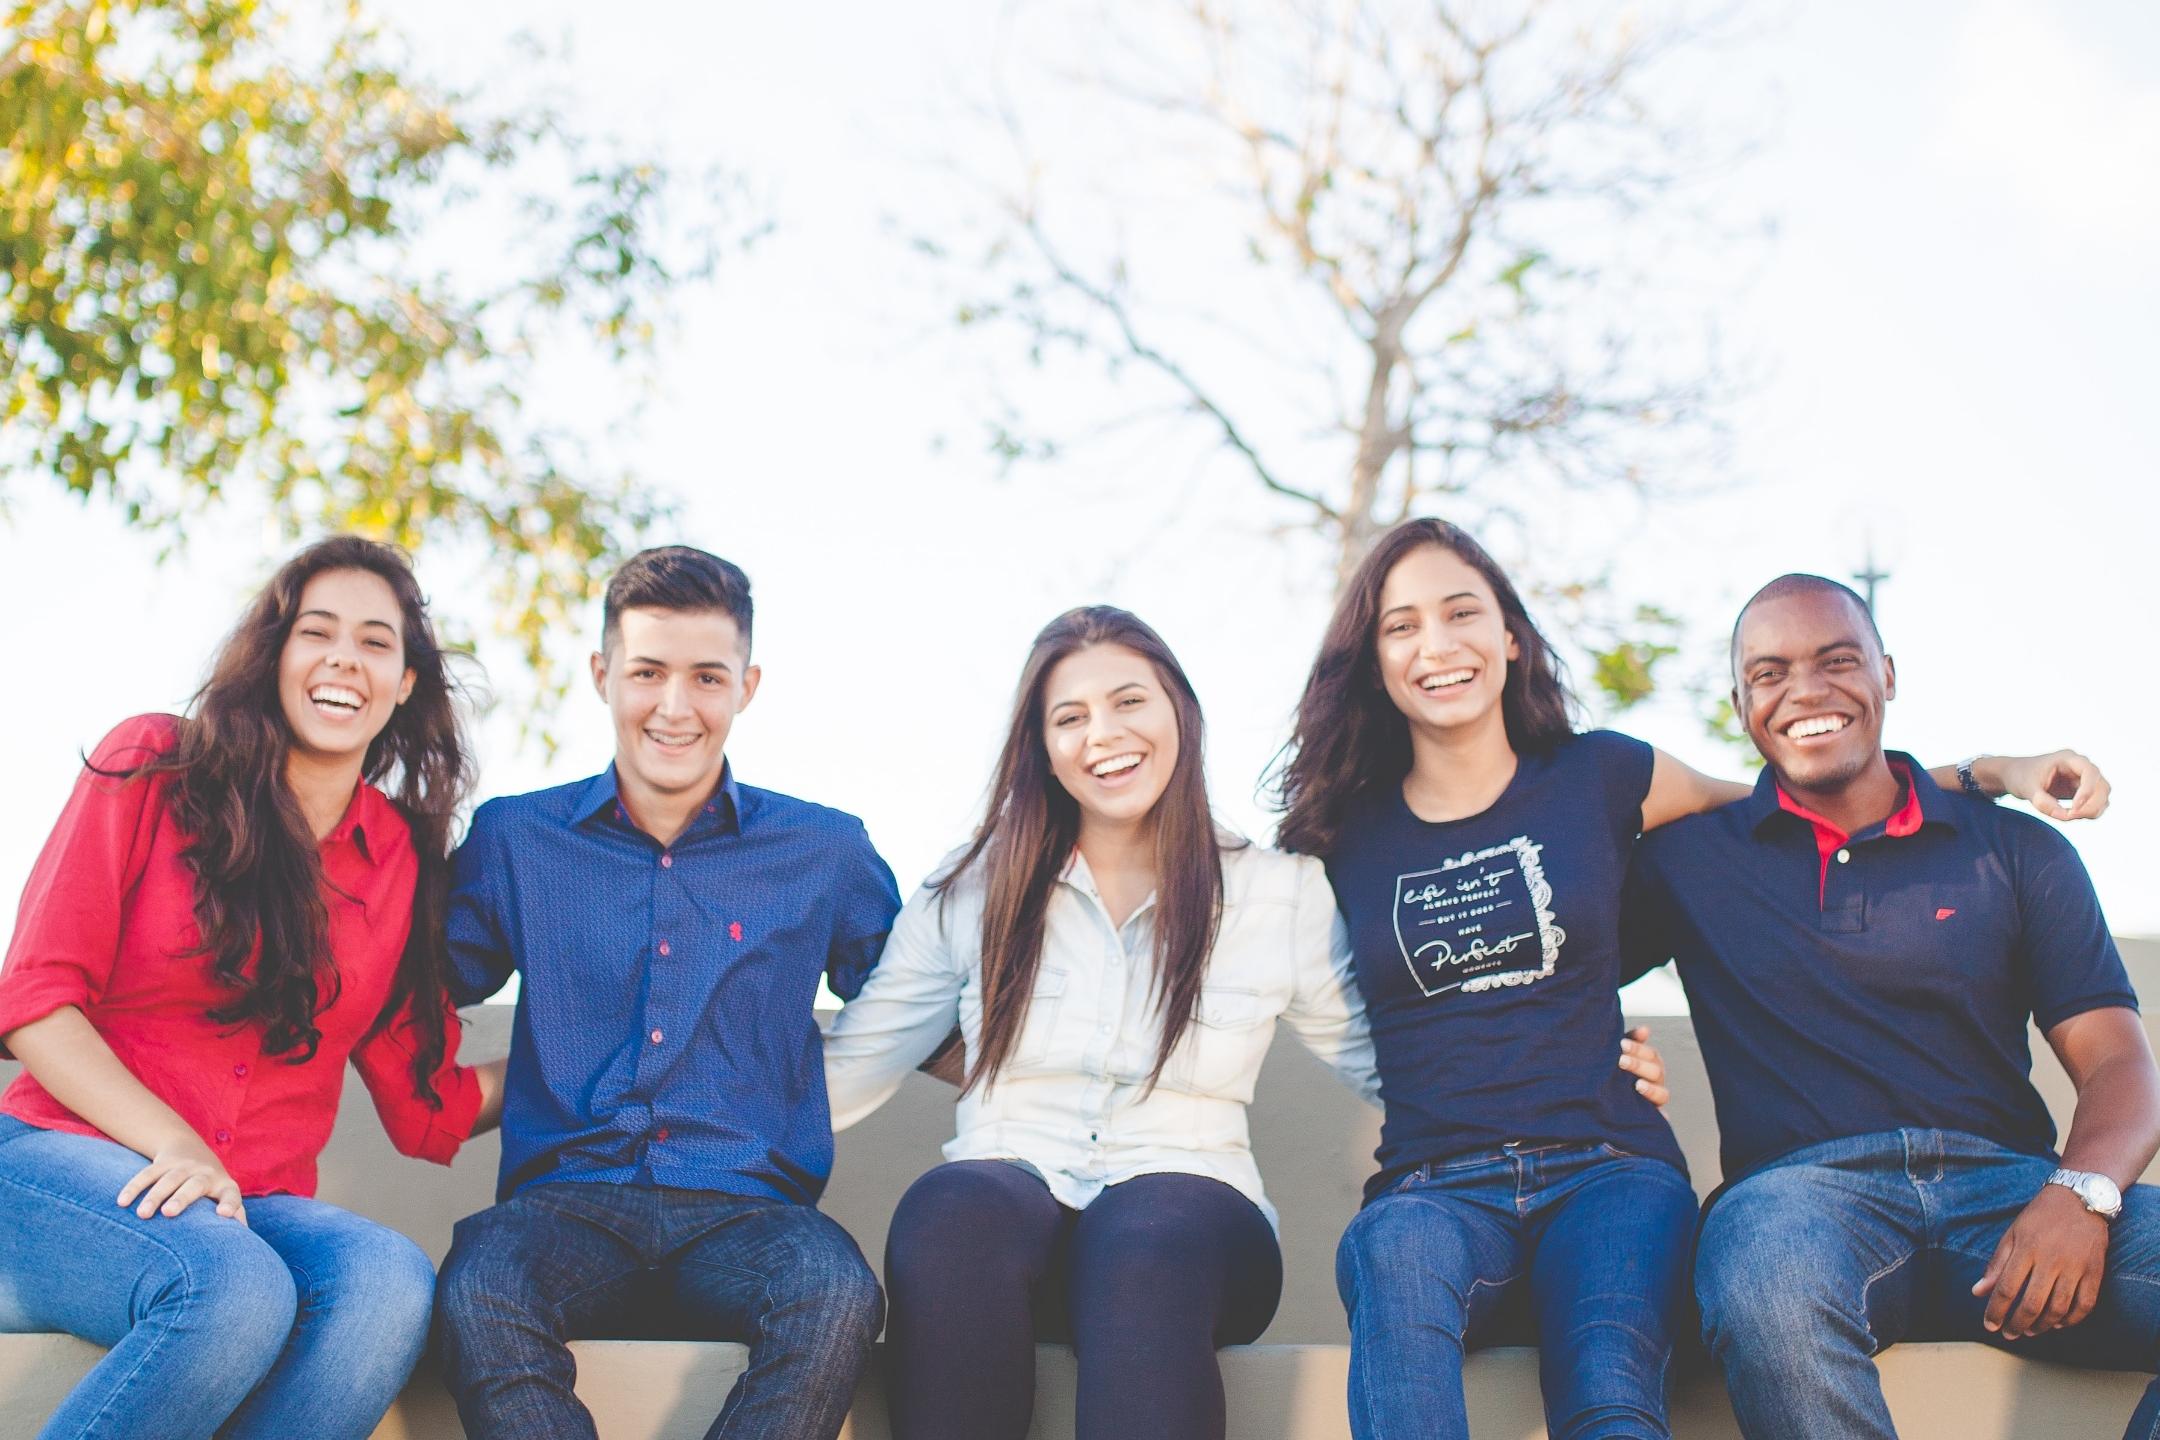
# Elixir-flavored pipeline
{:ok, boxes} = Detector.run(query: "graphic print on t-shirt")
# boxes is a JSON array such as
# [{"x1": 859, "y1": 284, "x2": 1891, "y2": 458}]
[{"x1": 1393, "y1": 836, "x2": 1564, "y2": 998}]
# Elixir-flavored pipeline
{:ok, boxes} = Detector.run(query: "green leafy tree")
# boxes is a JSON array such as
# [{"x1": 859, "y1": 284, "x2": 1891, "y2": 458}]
[{"x1": 2, "y1": 0, "x2": 751, "y2": 712}]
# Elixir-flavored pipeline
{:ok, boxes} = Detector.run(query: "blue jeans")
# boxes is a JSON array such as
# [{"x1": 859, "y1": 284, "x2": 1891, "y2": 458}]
[
  {"x1": 1337, "y1": 1142, "x2": 1698, "y2": 1440},
  {"x1": 433, "y1": 1180, "x2": 883, "y2": 1440},
  {"x1": 1697, "y1": 1129, "x2": 2160, "y2": 1440},
  {"x1": 0, "y1": 1115, "x2": 436, "y2": 1440},
  {"x1": 882, "y1": 1161, "x2": 1283, "y2": 1440}
]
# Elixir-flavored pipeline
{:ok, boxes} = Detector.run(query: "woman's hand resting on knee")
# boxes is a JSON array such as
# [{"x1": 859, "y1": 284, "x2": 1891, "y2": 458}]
[{"x1": 118, "y1": 1134, "x2": 248, "y2": 1224}]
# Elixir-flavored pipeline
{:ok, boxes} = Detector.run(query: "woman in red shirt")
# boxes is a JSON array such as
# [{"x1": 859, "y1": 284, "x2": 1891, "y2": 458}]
[{"x1": 0, "y1": 536, "x2": 503, "y2": 1440}]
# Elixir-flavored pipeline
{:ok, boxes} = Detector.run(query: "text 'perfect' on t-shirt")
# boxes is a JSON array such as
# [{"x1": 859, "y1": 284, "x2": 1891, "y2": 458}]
[{"x1": 1324, "y1": 729, "x2": 1686, "y2": 1198}]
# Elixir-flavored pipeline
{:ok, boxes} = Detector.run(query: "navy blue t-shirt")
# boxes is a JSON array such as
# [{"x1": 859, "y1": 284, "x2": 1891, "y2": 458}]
[
  {"x1": 1623, "y1": 757, "x2": 2137, "y2": 1183},
  {"x1": 1327, "y1": 730, "x2": 1687, "y2": 1197}
]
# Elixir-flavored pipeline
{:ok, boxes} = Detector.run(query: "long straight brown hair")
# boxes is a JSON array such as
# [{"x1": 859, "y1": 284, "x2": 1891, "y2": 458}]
[
  {"x1": 1272, "y1": 519, "x2": 1578, "y2": 858},
  {"x1": 935, "y1": 606, "x2": 1231, "y2": 1094},
  {"x1": 107, "y1": 536, "x2": 475, "y2": 1101}
]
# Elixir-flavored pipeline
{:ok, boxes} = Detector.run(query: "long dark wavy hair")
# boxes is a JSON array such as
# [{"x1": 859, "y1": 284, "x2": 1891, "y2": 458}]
[
  {"x1": 1272, "y1": 519, "x2": 1577, "y2": 857},
  {"x1": 111, "y1": 537, "x2": 474, "y2": 1101},
  {"x1": 936, "y1": 606, "x2": 1233, "y2": 1094}
]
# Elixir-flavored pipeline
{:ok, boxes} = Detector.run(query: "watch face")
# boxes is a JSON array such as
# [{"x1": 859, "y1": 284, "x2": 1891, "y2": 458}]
[{"x1": 2083, "y1": 1175, "x2": 2125, "y2": 1216}]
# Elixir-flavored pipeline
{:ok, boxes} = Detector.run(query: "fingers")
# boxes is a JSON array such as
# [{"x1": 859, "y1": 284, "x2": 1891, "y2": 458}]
[
  {"x1": 1619, "y1": 1027, "x2": 1670, "y2": 1106},
  {"x1": 159, "y1": 1173, "x2": 211, "y2": 1218},
  {"x1": 2032, "y1": 752, "x2": 2109, "y2": 821},
  {"x1": 2064, "y1": 1267, "x2": 2104, "y2": 1331},
  {"x1": 115, "y1": 1162, "x2": 159, "y2": 1210},
  {"x1": 1973, "y1": 1230, "x2": 2014, "y2": 1307},
  {"x1": 1999, "y1": 1263, "x2": 2066, "y2": 1340},
  {"x1": 115, "y1": 1158, "x2": 240, "y2": 1221}
]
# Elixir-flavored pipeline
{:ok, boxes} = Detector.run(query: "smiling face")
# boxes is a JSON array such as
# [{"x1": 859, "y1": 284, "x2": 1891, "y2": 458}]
[
  {"x1": 1733, "y1": 587, "x2": 1897, "y2": 795},
  {"x1": 277, "y1": 568, "x2": 415, "y2": 767},
  {"x1": 1374, "y1": 543, "x2": 1520, "y2": 738},
  {"x1": 593, "y1": 606, "x2": 760, "y2": 808},
  {"x1": 1040, "y1": 642, "x2": 1182, "y2": 833}
]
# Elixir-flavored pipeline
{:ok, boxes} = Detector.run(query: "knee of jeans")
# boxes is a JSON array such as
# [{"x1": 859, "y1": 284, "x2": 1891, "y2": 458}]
[
  {"x1": 766, "y1": 1227, "x2": 884, "y2": 1342},
  {"x1": 433, "y1": 1228, "x2": 539, "y2": 1338},
  {"x1": 1335, "y1": 1197, "x2": 1481, "y2": 1322},
  {"x1": 310, "y1": 1224, "x2": 436, "y2": 1347},
  {"x1": 160, "y1": 1225, "x2": 301, "y2": 1362}
]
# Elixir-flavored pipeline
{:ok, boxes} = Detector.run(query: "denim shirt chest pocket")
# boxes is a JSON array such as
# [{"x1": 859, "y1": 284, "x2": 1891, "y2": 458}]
[
  {"x1": 971, "y1": 965, "x2": 1072, "y2": 1077},
  {"x1": 1169, "y1": 984, "x2": 1277, "y2": 1094}
]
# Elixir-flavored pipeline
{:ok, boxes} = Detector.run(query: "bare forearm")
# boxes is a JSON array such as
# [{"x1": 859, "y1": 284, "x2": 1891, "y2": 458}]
[
  {"x1": 2, "y1": 1007, "x2": 199, "y2": 1158},
  {"x1": 471, "y1": 1057, "x2": 507, "y2": 1135},
  {"x1": 2059, "y1": 1053, "x2": 2160, "y2": 1188}
]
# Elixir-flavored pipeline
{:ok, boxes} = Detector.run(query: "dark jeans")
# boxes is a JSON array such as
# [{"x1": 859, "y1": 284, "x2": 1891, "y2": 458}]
[
  {"x1": 1696, "y1": 1129, "x2": 2160, "y2": 1440},
  {"x1": 1336, "y1": 1142, "x2": 1698, "y2": 1440},
  {"x1": 882, "y1": 1161, "x2": 1283, "y2": 1440},
  {"x1": 433, "y1": 1181, "x2": 882, "y2": 1440}
]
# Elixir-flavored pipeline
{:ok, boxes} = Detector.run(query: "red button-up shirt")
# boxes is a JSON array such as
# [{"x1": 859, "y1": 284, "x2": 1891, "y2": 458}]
[{"x1": 0, "y1": 714, "x2": 480, "y2": 1196}]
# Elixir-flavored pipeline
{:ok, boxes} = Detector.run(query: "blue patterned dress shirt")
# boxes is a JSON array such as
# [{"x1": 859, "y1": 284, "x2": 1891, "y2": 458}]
[{"x1": 448, "y1": 764, "x2": 901, "y2": 1203}]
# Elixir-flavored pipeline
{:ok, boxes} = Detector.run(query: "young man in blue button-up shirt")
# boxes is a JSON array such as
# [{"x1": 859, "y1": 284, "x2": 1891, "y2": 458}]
[
  {"x1": 433, "y1": 546, "x2": 902, "y2": 1440},
  {"x1": 1625, "y1": 574, "x2": 2160, "y2": 1440}
]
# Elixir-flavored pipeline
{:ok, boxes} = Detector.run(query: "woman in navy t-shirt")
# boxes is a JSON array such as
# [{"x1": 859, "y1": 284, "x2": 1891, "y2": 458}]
[{"x1": 1271, "y1": 518, "x2": 2098, "y2": 1440}]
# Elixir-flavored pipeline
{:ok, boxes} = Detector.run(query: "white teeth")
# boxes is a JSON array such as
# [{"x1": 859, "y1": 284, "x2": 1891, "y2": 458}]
[
  {"x1": 1090, "y1": 753, "x2": 1143, "y2": 778},
  {"x1": 309, "y1": 685, "x2": 363, "y2": 709},
  {"x1": 1785, "y1": 715, "x2": 1849, "y2": 739},
  {"x1": 1419, "y1": 669, "x2": 1475, "y2": 691},
  {"x1": 648, "y1": 732, "x2": 699, "y2": 748}
]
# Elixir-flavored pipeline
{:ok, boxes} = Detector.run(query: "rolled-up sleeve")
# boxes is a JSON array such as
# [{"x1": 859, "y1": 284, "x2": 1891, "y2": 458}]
[
  {"x1": 352, "y1": 988, "x2": 484, "y2": 1164},
  {"x1": 825, "y1": 819, "x2": 903, "y2": 1002},
  {"x1": 0, "y1": 717, "x2": 172, "y2": 1054}
]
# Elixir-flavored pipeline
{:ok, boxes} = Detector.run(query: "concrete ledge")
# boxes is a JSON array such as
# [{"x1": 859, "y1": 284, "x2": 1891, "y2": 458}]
[{"x1": 0, "y1": 1333, "x2": 2146, "y2": 1439}]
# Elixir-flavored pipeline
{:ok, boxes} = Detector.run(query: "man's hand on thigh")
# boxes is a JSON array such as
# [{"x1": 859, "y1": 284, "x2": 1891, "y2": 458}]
[{"x1": 1972, "y1": 1185, "x2": 2109, "y2": 1340}]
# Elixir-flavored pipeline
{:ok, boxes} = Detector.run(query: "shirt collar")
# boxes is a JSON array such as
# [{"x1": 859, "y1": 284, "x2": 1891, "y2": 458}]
[
  {"x1": 1748, "y1": 750, "x2": 1952, "y2": 842},
  {"x1": 323, "y1": 780, "x2": 388, "y2": 865},
  {"x1": 571, "y1": 762, "x2": 743, "y2": 838}
]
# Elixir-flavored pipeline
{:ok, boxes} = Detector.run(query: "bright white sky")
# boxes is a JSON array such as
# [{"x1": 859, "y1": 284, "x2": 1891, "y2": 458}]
[{"x1": 3, "y1": 0, "x2": 2156, "y2": 999}]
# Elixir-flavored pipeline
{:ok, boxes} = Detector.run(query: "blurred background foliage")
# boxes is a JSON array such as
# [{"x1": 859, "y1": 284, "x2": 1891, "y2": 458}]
[{"x1": 1, "y1": 0, "x2": 754, "y2": 725}]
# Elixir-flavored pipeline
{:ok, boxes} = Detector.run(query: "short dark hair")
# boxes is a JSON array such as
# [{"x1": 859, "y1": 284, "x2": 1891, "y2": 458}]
[
  {"x1": 1730, "y1": 572, "x2": 1883, "y2": 677},
  {"x1": 602, "y1": 546, "x2": 754, "y2": 654}
]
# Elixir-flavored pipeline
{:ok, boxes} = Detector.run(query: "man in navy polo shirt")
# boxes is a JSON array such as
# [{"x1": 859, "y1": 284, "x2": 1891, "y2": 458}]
[
  {"x1": 432, "y1": 547, "x2": 902, "y2": 1440},
  {"x1": 1624, "y1": 574, "x2": 2160, "y2": 1440}
]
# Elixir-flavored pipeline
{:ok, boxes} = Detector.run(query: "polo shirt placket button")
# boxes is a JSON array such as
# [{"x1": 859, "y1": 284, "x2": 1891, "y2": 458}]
[{"x1": 1836, "y1": 849, "x2": 1851, "y2": 863}]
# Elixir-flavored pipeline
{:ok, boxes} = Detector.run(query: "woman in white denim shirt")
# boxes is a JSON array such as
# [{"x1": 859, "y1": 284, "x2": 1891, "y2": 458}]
[{"x1": 823, "y1": 606, "x2": 1661, "y2": 1440}]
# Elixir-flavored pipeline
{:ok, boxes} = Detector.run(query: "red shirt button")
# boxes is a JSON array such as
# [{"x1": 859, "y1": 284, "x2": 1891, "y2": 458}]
[
  {"x1": 232, "y1": 1064, "x2": 248, "y2": 1079},
  {"x1": 650, "y1": 1029, "x2": 664, "y2": 1045},
  {"x1": 657, "y1": 940, "x2": 671, "y2": 957},
  {"x1": 660, "y1": 854, "x2": 673, "y2": 869},
  {"x1": 214, "y1": 1129, "x2": 232, "y2": 1145}
]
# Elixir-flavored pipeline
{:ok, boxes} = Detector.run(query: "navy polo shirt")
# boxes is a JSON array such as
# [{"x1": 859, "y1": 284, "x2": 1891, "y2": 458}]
[
  {"x1": 448, "y1": 764, "x2": 901, "y2": 1203},
  {"x1": 1327, "y1": 730, "x2": 1686, "y2": 1198},
  {"x1": 1623, "y1": 753, "x2": 2135, "y2": 1183}
]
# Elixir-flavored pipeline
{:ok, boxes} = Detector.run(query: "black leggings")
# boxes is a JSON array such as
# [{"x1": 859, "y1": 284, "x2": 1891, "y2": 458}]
[{"x1": 883, "y1": 1160, "x2": 1284, "y2": 1440}]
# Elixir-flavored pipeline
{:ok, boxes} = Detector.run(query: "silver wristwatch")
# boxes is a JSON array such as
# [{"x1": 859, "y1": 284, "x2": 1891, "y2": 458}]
[{"x1": 2046, "y1": 1168, "x2": 2124, "y2": 1220}]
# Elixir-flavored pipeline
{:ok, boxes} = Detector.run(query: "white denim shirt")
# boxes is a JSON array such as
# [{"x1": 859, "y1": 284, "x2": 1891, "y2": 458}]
[{"x1": 823, "y1": 842, "x2": 1379, "y2": 1230}]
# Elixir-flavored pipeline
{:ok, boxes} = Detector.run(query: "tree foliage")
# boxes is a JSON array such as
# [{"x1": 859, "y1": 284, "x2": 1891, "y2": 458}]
[
  {"x1": 2, "y1": 0, "x2": 748, "y2": 708},
  {"x1": 931, "y1": 0, "x2": 1747, "y2": 714}
]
